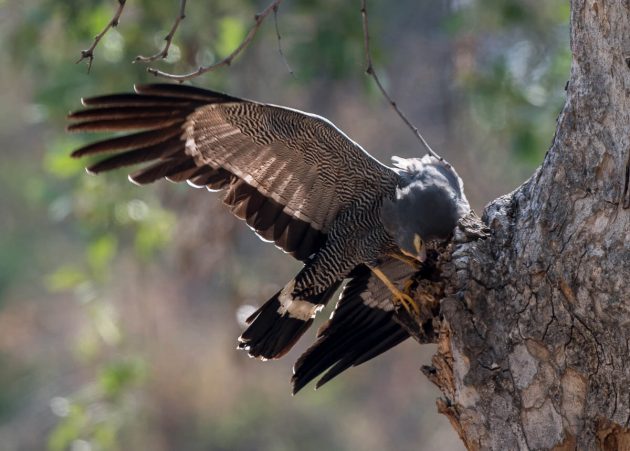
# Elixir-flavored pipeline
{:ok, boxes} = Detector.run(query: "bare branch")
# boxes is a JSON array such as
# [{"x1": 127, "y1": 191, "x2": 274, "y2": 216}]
[
  {"x1": 360, "y1": 0, "x2": 442, "y2": 161},
  {"x1": 134, "y1": 0, "x2": 187, "y2": 63},
  {"x1": 273, "y1": 2, "x2": 294, "y2": 77},
  {"x1": 76, "y1": 0, "x2": 127, "y2": 72},
  {"x1": 147, "y1": 0, "x2": 284, "y2": 81}
]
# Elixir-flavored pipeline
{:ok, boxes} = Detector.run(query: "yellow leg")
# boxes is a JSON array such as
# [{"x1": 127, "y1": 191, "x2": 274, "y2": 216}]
[
  {"x1": 387, "y1": 252, "x2": 420, "y2": 269},
  {"x1": 402, "y1": 278, "x2": 415, "y2": 294},
  {"x1": 370, "y1": 267, "x2": 420, "y2": 317}
]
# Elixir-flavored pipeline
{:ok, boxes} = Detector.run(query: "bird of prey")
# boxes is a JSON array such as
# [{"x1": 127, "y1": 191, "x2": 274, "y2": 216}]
[{"x1": 68, "y1": 83, "x2": 470, "y2": 393}]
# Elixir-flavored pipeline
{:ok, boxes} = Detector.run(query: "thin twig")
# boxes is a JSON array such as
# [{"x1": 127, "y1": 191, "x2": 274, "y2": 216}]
[
  {"x1": 134, "y1": 0, "x2": 187, "y2": 63},
  {"x1": 76, "y1": 0, "x2": 127, "y2": 73},
  {"x1": 273, "y1": 2, "x2": 294, "y2": 77},
  {"x1": 360, "y1": 0, "x2": 442, "y2": 161},
  {"x1": 147, "y1": 0, "x2": 284, "y2": 81}
]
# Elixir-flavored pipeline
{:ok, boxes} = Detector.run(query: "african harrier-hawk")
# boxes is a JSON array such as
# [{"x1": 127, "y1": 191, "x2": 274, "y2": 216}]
[{"x1": 68, "y1": 83, "x2": 470, "y2": 393}]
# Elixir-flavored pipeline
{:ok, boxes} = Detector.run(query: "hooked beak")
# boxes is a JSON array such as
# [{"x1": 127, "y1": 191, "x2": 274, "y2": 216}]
[{"x1": 413, "y1": 234, "x2": 426, "y2": 262}]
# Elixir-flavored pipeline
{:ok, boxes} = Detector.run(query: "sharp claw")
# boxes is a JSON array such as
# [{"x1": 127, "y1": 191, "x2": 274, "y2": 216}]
[
  {"x1": 402, "y1": 279, "x2": 414, "y2": 293},
  {"x1": 392, "y1": 290, "x2": 420, "y2": 317},
  {"x1": 369, "y1": 266, "x2": 420, "y2": 317}
]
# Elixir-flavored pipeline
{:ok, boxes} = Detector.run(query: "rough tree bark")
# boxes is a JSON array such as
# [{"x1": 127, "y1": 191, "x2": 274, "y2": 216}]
[{"x1": 402, "y1": 1, "x2": 629, "y2": 449}]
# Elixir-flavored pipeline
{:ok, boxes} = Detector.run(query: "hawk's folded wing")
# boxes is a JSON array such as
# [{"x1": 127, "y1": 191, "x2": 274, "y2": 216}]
[
  {"x1": 68, "y1": 83, "x2": 398, "y2": 260},
  {"x1": 291, "y1": 260, "x2": 415, "y2": 394}
]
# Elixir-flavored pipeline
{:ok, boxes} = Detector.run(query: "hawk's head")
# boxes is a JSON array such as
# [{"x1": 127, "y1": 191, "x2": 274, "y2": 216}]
[{"x1": 382, "y1": 155, "x2": 470, "y2": 262}]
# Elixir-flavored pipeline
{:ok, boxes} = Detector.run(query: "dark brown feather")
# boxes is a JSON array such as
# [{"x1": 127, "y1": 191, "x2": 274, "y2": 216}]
[
  {"x1": 163, "y1": 159, "x2": 199, "y2": 182},
  {"x1": 81, "y1": 93, "x2": 203, "y2": 108},
  {"x1": 130, "y1": 158, "x2": 186, "y2": 185},
  {"x1": 71, "y1": 125, "x2": 182, "y2": 157},
  {"x1": 68, "y1": 116, "x2": 181, "y2": 132},
  {"x1": 243, "y1": 190, "x2": 268, "y2": 221},
  {"x1": 68, "y1": 106, "x2": 184, "y2": 120},
  {"x1": 291, "y1": 263, "x2": 412, "y2": 394},
  {"x1": 87, "y1": 136, "x2": 182, "y2": 174},
  {"x1": 295, "y1": 227, "x2": 325, "y2": 261},
  {"x1": 134, "y1": 83, "x2": 238, "y2": 103},
  {"x1": 190, "y1": 168, "x2": 233, "y2": 190},
  {"x1": 281, "y1": 221, "x2": 309, "y2": 256},
  {"x1": 239, "y1": 280, "x2": 342, "y2": 360},
  {"x1": 251, "y1": 200, "x2": 285, "y2": 233}
]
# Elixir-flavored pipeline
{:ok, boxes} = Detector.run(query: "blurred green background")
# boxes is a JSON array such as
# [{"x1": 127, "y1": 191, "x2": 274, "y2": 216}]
[{"x1": 0, "y1": 0, "x2": 569, "y2": 450}]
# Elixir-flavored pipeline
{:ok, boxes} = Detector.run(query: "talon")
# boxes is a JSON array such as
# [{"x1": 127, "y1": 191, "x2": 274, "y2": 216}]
[
  {"x1": 369, "y1": 266, "x2": 420, "y2": 317},
  {"x1": 391, "y1": 289, "x2": 420, "y2": 317},
  {"x1": 402, "y1": 278, "x2": 415, "y2": 294}
]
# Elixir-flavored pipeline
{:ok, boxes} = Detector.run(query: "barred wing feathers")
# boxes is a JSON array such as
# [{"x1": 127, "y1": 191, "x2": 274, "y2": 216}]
[{"x1": 68, "y1": 84, "x2": 398, "y2": 261}]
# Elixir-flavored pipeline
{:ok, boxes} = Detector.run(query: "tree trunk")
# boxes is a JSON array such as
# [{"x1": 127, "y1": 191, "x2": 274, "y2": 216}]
[{"x1": 407, "y1": 1, "x2": 630, "y2": 449}]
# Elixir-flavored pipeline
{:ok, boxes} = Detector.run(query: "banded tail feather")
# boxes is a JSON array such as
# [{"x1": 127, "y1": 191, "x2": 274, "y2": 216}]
[{"x1": 239, "y1": 280, "x2": 341, "y2": 360}]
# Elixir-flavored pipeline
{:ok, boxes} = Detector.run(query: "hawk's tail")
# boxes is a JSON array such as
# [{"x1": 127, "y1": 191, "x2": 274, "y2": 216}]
[
  {"x1": 238, "y1": 281, "x2": 340, "y2": 360},
  {"x1": 291, "y1": 264, "x2": 411, "y2": 394}
]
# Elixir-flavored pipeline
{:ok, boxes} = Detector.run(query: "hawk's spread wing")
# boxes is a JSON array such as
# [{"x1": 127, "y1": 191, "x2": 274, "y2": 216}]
[
  {"x1": 69, "y1": 84, "x2": 398, "y2": 260},
  {"x1": 291, "y1": 260, "x2": 414, "y2": 394}
]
